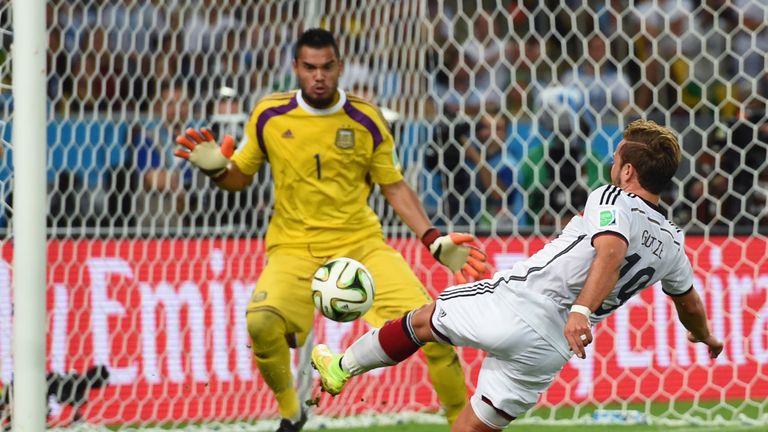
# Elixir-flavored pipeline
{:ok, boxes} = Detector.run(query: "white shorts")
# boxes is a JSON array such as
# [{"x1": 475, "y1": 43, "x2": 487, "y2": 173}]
[{"x1": 432, "y1": 285, "x2": 568, "y2": 418}]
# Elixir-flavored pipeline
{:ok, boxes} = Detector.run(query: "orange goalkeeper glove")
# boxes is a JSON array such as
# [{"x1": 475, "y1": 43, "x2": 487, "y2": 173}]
[
  {"x1": 421, "y1": 227, "x2": 488, "y2": 284},
  {"x1": 175, "y1": 128, "x2": 235, "y2": 180}
]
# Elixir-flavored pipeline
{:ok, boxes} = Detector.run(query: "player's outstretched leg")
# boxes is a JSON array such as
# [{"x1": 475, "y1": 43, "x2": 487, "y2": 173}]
[
  {"x1": 310, "y1": 344, "x2": 350, "y2": 395},
  {"x1": 312, "y1": 310, "x2": 428, "y2": 395}
]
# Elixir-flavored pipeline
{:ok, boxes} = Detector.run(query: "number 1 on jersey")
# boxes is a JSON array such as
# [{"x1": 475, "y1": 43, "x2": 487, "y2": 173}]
[{"x1": 314, "y1": 153, "x2": 321, "y2": 179}]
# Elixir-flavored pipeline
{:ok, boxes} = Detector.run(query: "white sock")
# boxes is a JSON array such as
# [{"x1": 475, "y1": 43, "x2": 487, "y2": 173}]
[{"x1": 340, "y1": 328, "x2": 396, "y2": 376}]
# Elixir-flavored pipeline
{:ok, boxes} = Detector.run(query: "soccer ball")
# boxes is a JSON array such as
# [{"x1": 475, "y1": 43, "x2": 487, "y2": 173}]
[{"x1": 311, "y1": 257, "x2": 375, "y2": 322}]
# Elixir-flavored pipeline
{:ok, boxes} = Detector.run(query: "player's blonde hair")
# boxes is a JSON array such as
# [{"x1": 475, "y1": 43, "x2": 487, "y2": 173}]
[{"x1": 620, "y1": 120, "x2": 682, "y2": 194}]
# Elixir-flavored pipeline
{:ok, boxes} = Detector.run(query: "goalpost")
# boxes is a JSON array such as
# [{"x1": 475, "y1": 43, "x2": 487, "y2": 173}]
[
  {"x1": 9, "y1": 0, "x2": 47, "y2": 431},
  {"x1": 2, "y1": 0, "x2": 767, "y2": 430}
]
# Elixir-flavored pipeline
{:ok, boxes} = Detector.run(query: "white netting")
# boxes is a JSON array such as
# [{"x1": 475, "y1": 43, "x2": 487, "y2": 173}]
[
  {"x1": 1, "y1": 0, "x2": 767, "y2": 429},
  {"x1": 0, "y1": 1, "x2": 10, "y2": 230}
]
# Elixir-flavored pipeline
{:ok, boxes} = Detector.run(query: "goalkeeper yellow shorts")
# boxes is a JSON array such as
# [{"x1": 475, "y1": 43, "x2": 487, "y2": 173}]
[{"x1": 245, "y1": 237, "x2": 434, "y2": 347}]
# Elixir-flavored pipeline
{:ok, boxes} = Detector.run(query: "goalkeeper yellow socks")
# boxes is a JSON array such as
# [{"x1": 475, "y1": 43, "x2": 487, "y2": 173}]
[
  {"x1": 422, "y1": 342, "x2": 468, "y2": 425},
  {"x1": 275, "y1": 387, "x2": 301, "y2": 421}
]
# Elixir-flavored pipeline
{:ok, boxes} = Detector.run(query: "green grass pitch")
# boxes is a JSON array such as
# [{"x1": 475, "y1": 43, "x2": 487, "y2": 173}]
[
  {"x1": 301, "y1": 399, "x2": 767, "y2": 432},
  {"x1": 303, "y1": 426, "x2": 766, "y2": 432}
]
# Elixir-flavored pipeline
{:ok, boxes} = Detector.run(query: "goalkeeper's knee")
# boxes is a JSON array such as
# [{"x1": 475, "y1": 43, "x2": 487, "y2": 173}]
[{"x1": 246, "y1": 310, "x2": 288, "y2": 354}]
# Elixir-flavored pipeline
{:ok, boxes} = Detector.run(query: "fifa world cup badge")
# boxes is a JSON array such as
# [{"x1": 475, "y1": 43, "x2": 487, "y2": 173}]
[
  {"x1": 599, "y1": 208, "x2": 618, "y2": 227},
  {"x1": 335, "y1": 129, "x2": 355, "y2": 149}
]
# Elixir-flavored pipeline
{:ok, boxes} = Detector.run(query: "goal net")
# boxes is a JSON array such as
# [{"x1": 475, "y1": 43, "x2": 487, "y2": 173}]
[
  {"x1": 0, "y1": 1, "x2": 10, "y2": 226},
  {"x1": 1, "y1": 0, "x2": 767, "y2": 429}
]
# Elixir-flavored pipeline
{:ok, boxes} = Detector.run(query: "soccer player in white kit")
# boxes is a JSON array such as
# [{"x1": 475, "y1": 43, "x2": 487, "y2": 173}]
[{"x1": 312, "y1": 120, "x2": 724, "y2": 431}]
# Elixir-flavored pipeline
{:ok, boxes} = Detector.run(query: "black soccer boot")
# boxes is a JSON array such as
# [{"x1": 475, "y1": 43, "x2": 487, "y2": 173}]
[{"x1": 275, "y1": 408, "x2": 307, "y2": 432}]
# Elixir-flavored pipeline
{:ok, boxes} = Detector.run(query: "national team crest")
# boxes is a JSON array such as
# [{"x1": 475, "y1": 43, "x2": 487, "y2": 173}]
[{"x1": 335, "y1": 129, "x2": 355, "y2": 149}]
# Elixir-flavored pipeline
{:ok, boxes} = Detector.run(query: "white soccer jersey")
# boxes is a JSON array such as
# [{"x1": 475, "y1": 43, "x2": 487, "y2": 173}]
[
  {"x1": 439, "y1": 184, "x2": 694, "y2": 358},
  {"x1": 431, "y1": 184, "x2": 695, "y2": 417}
]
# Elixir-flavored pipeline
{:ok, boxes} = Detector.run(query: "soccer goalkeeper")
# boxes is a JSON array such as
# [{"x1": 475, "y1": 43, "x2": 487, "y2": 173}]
[{"x1": 175, "y1": 28, "x2": 487, "y2": 432}]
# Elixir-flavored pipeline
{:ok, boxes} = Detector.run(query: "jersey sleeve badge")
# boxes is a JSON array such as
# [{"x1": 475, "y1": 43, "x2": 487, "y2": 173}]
[{"x1": 599, "y1": 208, "x2": 618, "y2": 227}]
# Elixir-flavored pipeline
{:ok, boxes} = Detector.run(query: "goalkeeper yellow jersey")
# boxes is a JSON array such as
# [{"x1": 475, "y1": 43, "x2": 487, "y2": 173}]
[{"x1": 232, "y1": 89, "x2": 403, "y2": 252}]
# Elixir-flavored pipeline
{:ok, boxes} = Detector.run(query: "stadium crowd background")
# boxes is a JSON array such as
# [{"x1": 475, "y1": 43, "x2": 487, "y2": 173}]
[{"x1": 0, "y1": 0, "x2": 766, "y2": 236}]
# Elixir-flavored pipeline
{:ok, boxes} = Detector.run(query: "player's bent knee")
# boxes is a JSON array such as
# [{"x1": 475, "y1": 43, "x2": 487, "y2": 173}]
[
  {"x1": 246, "y1": 310, "x2": 287, "y2": 350},
  {"x1": 469, "y1": 394, "x2": 514, "y2": 430}
]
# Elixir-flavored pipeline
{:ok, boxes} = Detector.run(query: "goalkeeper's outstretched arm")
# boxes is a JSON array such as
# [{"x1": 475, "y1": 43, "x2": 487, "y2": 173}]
[
  {"x1": 379, "y1": 180, "x2": 433, "y2": 239},
  {"x1": 380, "y1": 180, "x2": 488, "y2": 283},
  {"x1": 175, "y1": 128, "x2": 253, "y2": 191}
]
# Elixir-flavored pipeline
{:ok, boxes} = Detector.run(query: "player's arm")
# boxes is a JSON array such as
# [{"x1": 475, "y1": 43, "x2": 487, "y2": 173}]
[
  {"x1": 671, "y1": 288, "x2": 723, "y2": 359},
  {"x1": 379, "y1": 179, "x2": 432, "y2": 238},
  {"x1": 210, "y1": 162, "x2": 253, "y2": 192},
  {"x1": 566, "y1": 233, "x2": 627, "y2": 359},
  {"x1": 379, "y1": 180, "x2": 488, "y2": 283},
  {"x1": 174, "y1": 128, "x2": 253, "y2": 191}
]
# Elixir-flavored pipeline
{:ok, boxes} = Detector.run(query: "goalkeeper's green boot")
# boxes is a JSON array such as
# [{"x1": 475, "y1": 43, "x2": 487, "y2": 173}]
[{"x1": 311, "y1": 344, "x2": 350, "y2": 396}]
